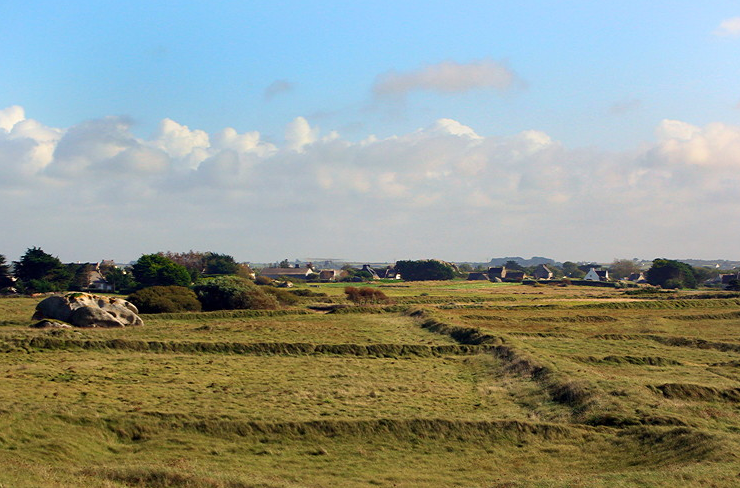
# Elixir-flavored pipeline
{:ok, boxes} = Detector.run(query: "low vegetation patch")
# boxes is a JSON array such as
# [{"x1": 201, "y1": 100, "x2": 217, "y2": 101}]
[{"x1": 127, "y1": 285, "x2": 202, "y2": 314}]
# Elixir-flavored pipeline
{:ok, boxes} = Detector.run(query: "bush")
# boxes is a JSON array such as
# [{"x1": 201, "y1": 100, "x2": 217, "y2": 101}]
[
  {"x1": 344, "y1": 286, "x2": 391, "y2": 305},
  {"x1": 193, "y1": 276, "x2": 278, "y2": 311},
  {"x1": 262, "y1": 286, "x2": 300, "y2": 306},
  {"x1": 254, "y1": 275, "x2": 273, "y2": 286},
  {"x1": 127, "y1": 286, "x2": 202, "y2": 314}
]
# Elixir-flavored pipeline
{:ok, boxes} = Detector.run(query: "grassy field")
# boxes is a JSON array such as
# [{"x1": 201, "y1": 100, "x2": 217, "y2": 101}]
[{"x1": 1, "y1": 282, "x2": 739, "y2": 487}]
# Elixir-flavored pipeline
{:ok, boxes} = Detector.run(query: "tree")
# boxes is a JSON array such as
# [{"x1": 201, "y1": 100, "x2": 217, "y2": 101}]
[
  {"x1": 0, "y1": 255, "x2": 14, "y2": 290},
  {"x1": 204, "y1": 253, "x2": 239, "y2": 275},
  {"x1": 279, "y1": 259, "x2": 291, "y2": 268},
  {"x1": 105, "y1": 267, "x2": 136, "y2": 293},
  {"x1": 562, "y1": 262, "x2": 585, "y2": 278},
  {"x1": 646, "y1": 259, "x2": 697, "y2": 289},
  {"x1": 13, "y1": 247, "x2": 71, "y2": 292},
  {"x1": 132, "y1": 254, "x2": 191, "y2": 288},
  {"x1": 394, "y1": 260, "x2": 455, "y2": 281},
  {"x1": 504, "y1": 260, "x2": 524, "y2": 271},
  {"x1": 160, "y1": 251, "x2": 207, "y2": 280},
  {"x1": 609, "y1": 259, "x2": 641, "y2": 280}
]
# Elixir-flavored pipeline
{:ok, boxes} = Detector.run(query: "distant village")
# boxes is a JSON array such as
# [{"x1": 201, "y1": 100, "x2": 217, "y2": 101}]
[{"x1": 3, "y1": 251, "x2": 737, "y2": 295}]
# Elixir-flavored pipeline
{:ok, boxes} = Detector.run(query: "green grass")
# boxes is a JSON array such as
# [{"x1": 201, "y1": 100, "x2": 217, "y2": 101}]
[{"x1": 1, "y1": 284, "x2": 740, "y2": 486}]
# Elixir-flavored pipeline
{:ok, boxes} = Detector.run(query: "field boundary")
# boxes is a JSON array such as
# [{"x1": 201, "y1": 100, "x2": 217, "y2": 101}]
[{"x1": 2, "y1": 336, "x2": 493, "y2": 357}]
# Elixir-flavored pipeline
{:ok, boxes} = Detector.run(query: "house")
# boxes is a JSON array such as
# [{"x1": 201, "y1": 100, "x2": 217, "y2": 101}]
[
  {"x1": 584, "y1": 268, "x2": 610, "y2": 281},
  {"x1": 319, "y1": 269, "x2": 338, "y2": 281},
  {"x1": 85, "y1": 270, "x2": 114, "y2": 292},
  {"x1": 488, "y1": 267, "x2": 507, "y2": 280},
  {"x1": 467, "y1": 272, "x2": 489, "y2": 281},
  {"x1": 504, "y1": 270, "x2": 526, "y2": 282},
  {"x1": 721, "y1": 273, "x2": 740, "y2": 285},
  {"x1": 628, "y1": 272, "x2": 647, "y2": 283},
  {"x1": 259, "y1": 266, "x2": 316, "y2": 280},
  {"x1": 360, "y1": 264, "x2": 381, "y2": 280},
  {"x1": 532, "y1": 264, "x2": 553, "y2": 280},
  {"x1": 377, "y1": 267, "x2": 401, "y2": 279}
]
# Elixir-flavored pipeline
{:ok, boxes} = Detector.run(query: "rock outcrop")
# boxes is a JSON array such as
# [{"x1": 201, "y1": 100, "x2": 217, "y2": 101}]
[{"x1": 32, "y1": 293, "x2": 143, "y2": 328}]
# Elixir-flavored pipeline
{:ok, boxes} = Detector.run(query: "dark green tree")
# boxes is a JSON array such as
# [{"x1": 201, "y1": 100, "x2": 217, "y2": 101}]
[
  {"x1": 132, "y1": 254, "x2": 191, "y2": 288},
  {"x1": 204, "y1": 253, "x2": 240, "y2": 275},
  {"x1": 0, "y1": 255, "x2": 14, "y2": 290},
  {"x1": 13, "y1": 247, "x2": 71, "y2": 292},
  {"x1": 504, "y1": 260, "x2": 524, "y2": 271},
  {"x1": 646, "y1": 259, "x2": 697, "y2": 289},
  {"x1": 394, "y1": 260, "x2": 455, "y2": 281}
]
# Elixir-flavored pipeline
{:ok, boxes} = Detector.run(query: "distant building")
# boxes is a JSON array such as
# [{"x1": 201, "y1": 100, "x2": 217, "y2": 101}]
[
  {"x1": 584, "y1": 268, "x2": 610, "y2": 282},
  {"x1": 259, "y1": 266, "x2": 315, "y2": 280},
  {"x1": 504, "y1": 270, "x2": 526, "y2": 282},
  {"x1": 319, "y1": 269, "x2": 338, "y2": 281},
  {"x1": 488, "y1": 267, "x2": 507, "y2": 280},
  {"x1": 532, "y1": 264, "x2": 553, "y2": 280},
  {"x1": 628, "y1": 272, "x2": 647, "y2": 283},
  {"x1": 467, "y1": 272, "x2": 489, "y2": 281}
]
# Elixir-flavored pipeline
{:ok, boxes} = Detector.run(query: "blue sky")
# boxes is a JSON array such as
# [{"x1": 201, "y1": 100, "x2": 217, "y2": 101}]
[{"x1": 2, "y1": 1, "x2": 740, "y2": 263}]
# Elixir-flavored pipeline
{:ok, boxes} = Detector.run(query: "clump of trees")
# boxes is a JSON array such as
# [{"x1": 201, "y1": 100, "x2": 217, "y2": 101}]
[
  {"x1": 394, "y1": 260, "x2": 455, "y2": 281},
  {"x1": 344, "y1": 286, "x2": 390, "y2": 305},
  {"x1": 646, "y1": 259, "x2": 697, "y2": 289},
  {"x1": 132, "y1": 254, "x2": 191, "y2": 289},
  {"x1": 127, "y1": 286, "x2": 202, "y2": 314},
  {"x1": 12, "y1": 247, "x2": 72, "y2": 293}
]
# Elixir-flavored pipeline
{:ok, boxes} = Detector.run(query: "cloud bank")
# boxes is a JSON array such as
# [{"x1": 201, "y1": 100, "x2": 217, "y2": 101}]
[
  {"x1": 2, "y1": 105, "x2": 740, "y2": 262},
  {"x1": 373, "y1": 59, "x2": 522, "y2": 100}
]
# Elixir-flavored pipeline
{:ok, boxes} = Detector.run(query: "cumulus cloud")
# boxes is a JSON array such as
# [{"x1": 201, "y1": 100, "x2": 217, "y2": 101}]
[
  {"x1": 373, "y1": 59, "x2": 522, "y2": 100},
  {"x1": 264, "y1": 80, "x2": 295, "y2": 100},
  {"x1": 3, "y1": 104, "x2": 740, "y2": 262},
  {"x1": 714, "y1": 17, "x2": 740, "y2": 37}
]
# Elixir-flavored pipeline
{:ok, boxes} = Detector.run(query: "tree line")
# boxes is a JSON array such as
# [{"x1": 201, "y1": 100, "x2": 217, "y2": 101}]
[{"x1": 0, "y1": 248, "x2": 252, "y2": 294}]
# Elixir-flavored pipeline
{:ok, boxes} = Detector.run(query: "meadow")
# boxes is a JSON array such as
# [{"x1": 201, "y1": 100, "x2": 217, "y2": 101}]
[{"x1": 0, "y1": 282, "x2": 739, "y2": 487}]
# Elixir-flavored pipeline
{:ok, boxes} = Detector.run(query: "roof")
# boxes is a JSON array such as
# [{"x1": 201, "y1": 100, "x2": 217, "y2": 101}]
[{"x1": 260, "y1": 267, "x2": 314, "y2": 276}]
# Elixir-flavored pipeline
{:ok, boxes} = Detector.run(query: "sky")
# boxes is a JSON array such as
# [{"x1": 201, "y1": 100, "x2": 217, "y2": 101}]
[{"x1": 2, "y1": 1, "x2": 740, "y2": 264}]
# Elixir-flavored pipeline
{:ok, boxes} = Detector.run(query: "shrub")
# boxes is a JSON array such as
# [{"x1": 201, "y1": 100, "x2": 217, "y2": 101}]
[
  {"x1": 344, "y1": 286, "x2": 391, "y2": 305},
  {"x1": 127, "y1": 286, "x2": 202, "y2": 314},
  {"x1": 193, "y1": 276, "x2": 278, "y2": 311},
  {"x1": 254, "y1": 275, "x2": 273, "y2": 286},
  {"x1": 290, "y1": 288, "x2": 328, "y2": 297},
  {"x1": 262, "y1": 286, "x2": 300, "y2": 306}
]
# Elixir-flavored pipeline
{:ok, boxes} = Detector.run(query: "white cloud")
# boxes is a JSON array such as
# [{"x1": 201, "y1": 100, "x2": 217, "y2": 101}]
[
  {"x1": 714, "y1": 17, "x2": 740, "y2": 37},
  {"x1": 285, "y1": 116, "x2": 318, "y2": 152},
  {"x1": 373, "y1": 59, "x2": 522, "y2": 100},
  {"x1": 3, "y1": 104, "x2": 740, "y2": 262},
  {"x1": 0, "y1": 105, "x2": 25, "y2": 132}
]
